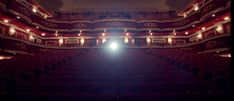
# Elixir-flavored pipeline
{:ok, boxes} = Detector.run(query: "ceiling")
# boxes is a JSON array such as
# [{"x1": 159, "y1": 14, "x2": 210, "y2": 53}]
[{"x1": 35, "y1": 0, "x2": 193, "y2": 14}]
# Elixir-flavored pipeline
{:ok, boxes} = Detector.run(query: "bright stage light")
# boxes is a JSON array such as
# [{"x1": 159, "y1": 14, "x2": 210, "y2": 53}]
[{"x1": 110, "y1": 42, "x2": 118, "y2": 51}]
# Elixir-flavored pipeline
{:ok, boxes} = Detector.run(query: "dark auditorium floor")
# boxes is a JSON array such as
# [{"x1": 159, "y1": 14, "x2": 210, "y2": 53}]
[{"x1": 0, "y1": 49, "x2": 231, "y2": 101}]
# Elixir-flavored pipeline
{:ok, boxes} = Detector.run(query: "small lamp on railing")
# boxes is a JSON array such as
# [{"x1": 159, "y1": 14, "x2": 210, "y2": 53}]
[
  {"x1": 80, "y1": 37, "x2": 85, "y2": 46},
  {"x1": 183, "y1": 13, "x2": 187, "y2": 17},
  {"x1": 124, "y1": 37, "x2": 129, "y2": 44},
  {"x1": 146, "y1": 37, "x2": 151, "y2": 45},
  {"x1": 193, "y1": 4, "x2": 199, "y2": 11},
  {"x1": 102, "y1": 32, "x2": 106, "y2": 37},
  {"x1": 167, "y1": 37, "x2": 173, "y2": 45},
  {"x1": 29, "y1": 34, "x2": 34, "y2": 41},
  {"x1": 32, "y1": 5, "x2": 37, "y2": 13},
  {"x1": 3, "y1": 19, "x2": 9, "y2": 23},
  {"x1": 132, "y1": 39, "x2": 134, "y2": 44},
  {"x1": 202, "y1": 27, "x2": 206, "y2": 31},
  {"x1": 26, "y1": 29, "x2": 31, "y2": 32},
  {"x1": 9, "y1": 27, "x2": 16, "y2": 35},
  {"x1": 224, "y1": 16, "x2": 230, "y2": 21},
  {"x1": 59, "y1": 38, "x2": 63, "y2": 46},
  {"x1": 197, "y1": 32, "x2": 203, "y2": 40},
  {"x1": 96, "y1": 39, "x2": 99, "y2": 45},
  {"x1": 216, "y1": 24, "x2": 223, "y2": 33},
  {"x1": 41, "y1": 33, "x2": 45, "y2": 36},
  {"x1": 102, "y1": 37, "x2": 106, "y2": 43},
  {"x1": 79, "y1": 30, "x2": 82, "y2": 37}
]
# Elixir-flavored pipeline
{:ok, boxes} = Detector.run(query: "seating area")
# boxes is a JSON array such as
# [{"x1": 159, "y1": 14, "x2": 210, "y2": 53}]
[
  {"x1": 0, "y1": 48, "x2": 231, "y2": 100},
  {"x1": 0, "y1": 0, "x2": 231, "y2": 100},
  {"x1": 0, "y1": 50, "x2": 80, "y2": 94},
  {"x1": 148, "y1": 48, "x2": 231, "y2": 81}
]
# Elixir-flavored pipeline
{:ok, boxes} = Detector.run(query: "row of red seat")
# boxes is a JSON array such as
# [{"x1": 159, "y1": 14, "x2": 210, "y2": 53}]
[
  {"x1": 0, "y1": 48, "x2": 231, "y2": 100},
  {"x1": 0, "y1": 50, "x2": 81, "y2": 92},
  {"x1": 147, "y1": 48, "x2": 231, "y2": 81}
]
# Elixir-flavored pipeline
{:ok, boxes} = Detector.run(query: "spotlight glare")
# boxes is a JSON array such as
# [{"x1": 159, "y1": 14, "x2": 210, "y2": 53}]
[{"x1": 110, "y1": 42, "x2": 118, "y2": 51}]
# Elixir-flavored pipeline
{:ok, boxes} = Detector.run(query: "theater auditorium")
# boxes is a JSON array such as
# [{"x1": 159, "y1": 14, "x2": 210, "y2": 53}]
[{"x1": 0, "y1": 0, "x2": 231, "y2": 100}]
